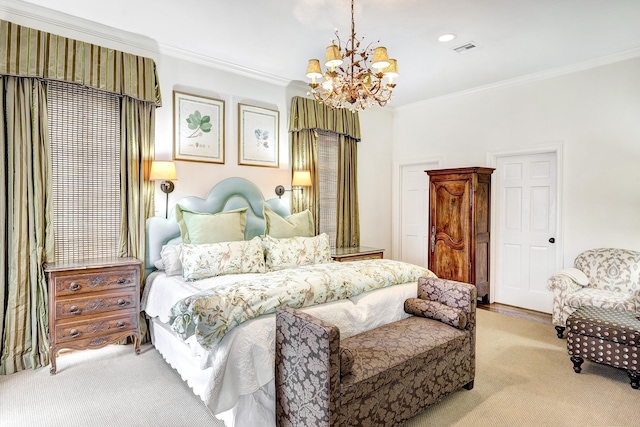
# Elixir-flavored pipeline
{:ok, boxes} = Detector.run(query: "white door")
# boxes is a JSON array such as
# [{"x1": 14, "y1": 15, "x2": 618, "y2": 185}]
[
  {"x1": 399, "y1": 163, "x2": 437, "y2": 267},
  {"x1": 495, "y1": 152, "x2": 559, "y2": 313}
]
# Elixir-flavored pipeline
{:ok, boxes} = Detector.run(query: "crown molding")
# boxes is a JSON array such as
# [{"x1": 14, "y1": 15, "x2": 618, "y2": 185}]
[
  {"x1": 398, "y1": 46, "x2": 640, "y2": 110},
  {"x1": 0, "y1": 0, "x2": 292, "y2": 87}
]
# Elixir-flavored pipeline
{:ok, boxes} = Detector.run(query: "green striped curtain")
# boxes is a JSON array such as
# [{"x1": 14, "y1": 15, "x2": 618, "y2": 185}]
[
  {"x1": 0, "y1": 20, "x2": 162, "y2": 106},
  {"x1": 0, "y1": 20, "x2": 161, "y2": 373},
  {"x1": 288, "y1": 96, "x2": 360, "y2": 247}
]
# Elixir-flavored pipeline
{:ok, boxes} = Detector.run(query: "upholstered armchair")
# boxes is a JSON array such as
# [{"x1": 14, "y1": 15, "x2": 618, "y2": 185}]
[{"x1": 547, "y1": 248, "x2": 640, "y2": 338}]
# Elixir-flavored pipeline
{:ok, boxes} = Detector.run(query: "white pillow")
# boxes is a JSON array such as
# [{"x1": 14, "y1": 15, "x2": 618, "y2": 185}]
[
  {"x1": 262, "y1": 233, "x2": 332, "y2": 271},
  {"x1": 179, "y1": 236, "x2": 266, "y2": 281},
  {"x1": 159, "y1": 245, "x2": 182, "y2": 277}
]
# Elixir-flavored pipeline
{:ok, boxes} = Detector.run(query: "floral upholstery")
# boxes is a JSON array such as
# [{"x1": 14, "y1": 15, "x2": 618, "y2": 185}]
[
  {"x1": 548, "y1": 248, "x2": 640, "y2": 335},
  {"x1": 275, "y1": 277, "x2": 476, "y2": 427}
]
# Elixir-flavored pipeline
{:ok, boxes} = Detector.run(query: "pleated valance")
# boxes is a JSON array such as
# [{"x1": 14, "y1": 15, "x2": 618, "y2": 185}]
[
  {"x1": 289, "y1": 96, "x2": 361, "y2": 141},
  {"x1": 0, "y1": 20, "x2": 162, "y2": 106}
]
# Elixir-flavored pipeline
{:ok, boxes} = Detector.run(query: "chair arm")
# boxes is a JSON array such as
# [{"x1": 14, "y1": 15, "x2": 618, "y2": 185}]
[
  {"x1": 547, "y1": 275, "x2": 584, "y2": 293},
  {"x1": 275, "y1": 306, "x2": 340, "y2": 427}
]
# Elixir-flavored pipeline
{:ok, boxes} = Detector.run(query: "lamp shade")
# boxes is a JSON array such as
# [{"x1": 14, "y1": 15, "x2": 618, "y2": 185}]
[
  {"x1": 149, "y1": 161, "x2": 177, "y2": 181},
  {"x1": 292, "y1": 170, "x2": 312, "y2": 187},
  {"x1": 383, "y1": 59, "x2": 399, "y2": 78},
  {"x1": 371, "y1": 47, "x2": 390, "y2": 70},
  {"x1": 324, "y1": 45, "x2": 344, "y2": 68},
  {"x1": 306, "y1": 59, "x2": 323, "y2": 79}
]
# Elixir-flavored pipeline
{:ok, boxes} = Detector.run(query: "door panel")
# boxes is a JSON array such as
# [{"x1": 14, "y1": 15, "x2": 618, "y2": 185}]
[
  {"x1": 495, "y1": 152, "x2": 558, "y2": 313},
  {"x1": 399, "y1": 163, "x2": 436, "y2": 267}
]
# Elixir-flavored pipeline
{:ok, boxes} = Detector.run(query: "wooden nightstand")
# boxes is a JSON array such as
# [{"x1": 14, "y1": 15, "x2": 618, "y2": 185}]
[
  {"x1": 331, "y1": 246, "x2": 385, "y2": 262},
  {"x1": 44, "y1": 257, "x2": 142, "y2": 375}
]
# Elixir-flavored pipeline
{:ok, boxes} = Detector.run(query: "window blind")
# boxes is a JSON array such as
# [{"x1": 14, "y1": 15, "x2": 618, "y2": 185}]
[
  {"x1": 317, "y1": 130, "x2": 338, "y2": 249},
  {"x1": 47, "y1": 80, "x2": 121, "y2": 262}
]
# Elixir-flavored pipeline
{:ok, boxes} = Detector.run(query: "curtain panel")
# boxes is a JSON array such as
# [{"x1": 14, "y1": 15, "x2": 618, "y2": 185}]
[
  {"x1": 0, "y1": 20, "x2": 162, "y2": 107},
  {"x1": 0, "y1": 20, "x2": 161, "y2": 372},
  {"x1": 289, "y1": 96, "x2": 360, "y2": 247},
  {"x1": 0, "y1": 76, "x2": 53, "y2": 374}
]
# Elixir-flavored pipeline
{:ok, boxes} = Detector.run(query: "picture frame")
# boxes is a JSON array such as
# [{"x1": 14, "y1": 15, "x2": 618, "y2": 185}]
[
  {"x1": 173, "y1": 90, "x2": 225, "y2": 163},
  {"x1": 238, "y1": 103, "x2": 279, "y2": 168}
]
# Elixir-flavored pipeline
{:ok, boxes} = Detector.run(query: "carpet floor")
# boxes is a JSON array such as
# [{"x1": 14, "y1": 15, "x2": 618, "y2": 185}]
[{"x1": 0, "y1": 310, "x2": 637, "y2": 426}]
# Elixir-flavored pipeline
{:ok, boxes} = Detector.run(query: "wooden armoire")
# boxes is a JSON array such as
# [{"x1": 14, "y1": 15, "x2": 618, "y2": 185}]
[{"x1": 426, "y1": 167, "x2": 494, "y2": 303}]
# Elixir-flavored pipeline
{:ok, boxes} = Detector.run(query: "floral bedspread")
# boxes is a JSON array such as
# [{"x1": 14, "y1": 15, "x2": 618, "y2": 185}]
[{"x1": 168, "y1": 259, "x2": 433, "y2": 349}]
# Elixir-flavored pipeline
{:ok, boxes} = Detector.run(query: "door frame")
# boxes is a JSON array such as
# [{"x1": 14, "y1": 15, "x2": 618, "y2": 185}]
[
  {"x1": 392, "y1": 157, "x2": 443, "y2": 261},
  {"x1": 487, "y1": 143, "x2": 564, "y2": 304}
]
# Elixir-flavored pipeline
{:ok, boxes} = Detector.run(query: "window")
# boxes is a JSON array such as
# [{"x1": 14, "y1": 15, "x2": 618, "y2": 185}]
[
  {"x1": 47, "y1": 81, "x2": 121, "y2": 262},
  {"x1": 317, "y1": 130, "x2": 338, "y2": 249}
]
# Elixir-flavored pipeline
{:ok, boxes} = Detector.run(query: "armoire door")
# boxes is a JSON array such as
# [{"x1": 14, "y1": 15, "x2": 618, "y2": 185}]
[{"x1": 428, "y1": 177, "x2": 472, "y2": 283}]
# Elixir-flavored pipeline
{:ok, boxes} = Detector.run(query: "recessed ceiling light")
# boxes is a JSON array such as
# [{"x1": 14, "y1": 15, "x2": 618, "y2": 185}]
[{"x1": 437, "y1": 33, "x2": 457, "y2": 43}]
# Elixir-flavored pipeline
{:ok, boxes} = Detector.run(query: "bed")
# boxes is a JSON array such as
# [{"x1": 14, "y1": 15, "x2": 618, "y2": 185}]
[{"x1": 141, "y1": 177, "x2": 435, "y2": 426}]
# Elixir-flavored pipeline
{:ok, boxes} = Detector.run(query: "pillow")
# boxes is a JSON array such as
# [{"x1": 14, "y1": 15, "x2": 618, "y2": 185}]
[
  {"x1": 179, "y1": 236, "x2": 266, "y2": 281},
  {"x1": 176, "y1": 205, "x2": 247, "y2": 244},
  {"x1": 262, "y1": 234, "x2": 332, "y2": 271},
  {"x1": 263, "y1": 205, "x2": 314, "y2": 238},
  {"x1": 158, "y1": 245, "x2": 182, "y2": 277},
  {"x1": 339, "y1": 347, "x2": 355, "y2": 377},
  {"x1": 404, "y1": 298, "x2": 468, "y2": 329}
]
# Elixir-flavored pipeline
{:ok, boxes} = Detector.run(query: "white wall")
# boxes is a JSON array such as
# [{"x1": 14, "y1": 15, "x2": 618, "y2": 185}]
[
  {"x1": 358, "y1": 107, "x2": 394, "y2": 252},
  {"x1": 392, "y1": 57, "x2": 640, "y2": 264}
]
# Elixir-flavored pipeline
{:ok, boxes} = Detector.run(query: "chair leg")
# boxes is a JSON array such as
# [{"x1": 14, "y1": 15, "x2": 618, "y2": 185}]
[
  {"x1": 571, "y1": 356, "x2": 584, "y2": 373},
  {"x1": 463, "y1": 380, "x2": 474, "y2": 390},
  {"x1": 628, "y1": 371, "x2": 639, "y2": 389},
  {"x1": 554, "y1": 325, "x2": 565, "y2": 339}
]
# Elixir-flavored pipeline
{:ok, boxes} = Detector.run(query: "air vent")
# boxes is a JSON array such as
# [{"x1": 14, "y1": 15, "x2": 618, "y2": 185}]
[{"x1": 453, "y1": 42, "x2": 480, "y2": 54}]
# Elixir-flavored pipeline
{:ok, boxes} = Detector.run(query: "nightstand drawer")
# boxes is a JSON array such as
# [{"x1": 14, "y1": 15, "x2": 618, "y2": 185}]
[
  {"x1": 54, "y1": 267, "x2": 138, "y2": 296},
  {"x1": 55, "y1": 309, "x2": 138, "y2": 343},
  {"x1": 331, "y1": 247, "x2": 384, "y2": 262},
  {"x1": 55, "y1": 290, "x2": 137, "y2": 319}
]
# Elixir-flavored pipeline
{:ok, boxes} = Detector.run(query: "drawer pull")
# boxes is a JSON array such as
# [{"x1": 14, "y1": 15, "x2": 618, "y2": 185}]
[
  {"x1": 69, "y1": 329, "x2": 80, "y2": 338},
  {"x1": 69, "y1": 305, "x2": 81, "y2": 315},
  {"x1": 117, "y1": 299, "x2": 127, "y2": 307},
  {"x1": 69, "y1": 282, "x2": 80, "y2": 291},
  {"x1": 116, "y1": 320, "x2": 126, "y2": 329},
  {"x1": 117, "y1": 277, "x2": 128, "y2": 284}
]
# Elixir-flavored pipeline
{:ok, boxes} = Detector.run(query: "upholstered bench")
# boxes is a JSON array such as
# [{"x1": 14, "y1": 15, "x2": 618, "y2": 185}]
[
  {"x1": 566, "y1": 306, "x2": 639, "y2": 389},
  {"x1": 275, "y1": 277, "x2": 477, "y2": 426}
]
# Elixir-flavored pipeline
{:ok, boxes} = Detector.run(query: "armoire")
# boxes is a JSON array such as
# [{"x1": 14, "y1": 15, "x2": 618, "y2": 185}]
[{"x1": 426, "y1": 167, "x2": 494, "y2": 303}]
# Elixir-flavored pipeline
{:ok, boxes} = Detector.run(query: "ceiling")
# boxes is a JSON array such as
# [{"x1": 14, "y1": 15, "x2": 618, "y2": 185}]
[{"x1": 16, "y1": 0, "x2": 640, "y2": 107}]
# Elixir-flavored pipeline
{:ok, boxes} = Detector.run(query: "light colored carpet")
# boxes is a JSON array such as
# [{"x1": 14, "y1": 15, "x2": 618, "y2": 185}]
[{"x1": 0, "y1": 310, "x2": 637, "y2": 427}]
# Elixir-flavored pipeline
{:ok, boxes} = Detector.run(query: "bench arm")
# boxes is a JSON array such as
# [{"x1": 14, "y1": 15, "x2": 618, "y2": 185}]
[
  {"x1": 275, "y1": 306, "x2": 340, "y2": 427},
  {"x1": 417, "y1": 277, "x2": 476, "y2": 325}
]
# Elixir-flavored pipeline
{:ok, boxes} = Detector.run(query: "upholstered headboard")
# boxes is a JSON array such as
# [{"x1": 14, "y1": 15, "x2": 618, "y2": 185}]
[{"x1": 144, "y1": 177, "x2": 291, "y2": 276}]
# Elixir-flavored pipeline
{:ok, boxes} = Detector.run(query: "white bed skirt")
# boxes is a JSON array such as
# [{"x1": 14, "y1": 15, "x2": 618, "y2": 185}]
[{"x1": 149, "y1": 318, "x2": 276, "y2": 427}]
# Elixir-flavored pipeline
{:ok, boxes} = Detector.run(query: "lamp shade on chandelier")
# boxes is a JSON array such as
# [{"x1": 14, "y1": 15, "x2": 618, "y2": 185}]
[{"x1": 306, "y1": 0, "x2": 399, "y2": 111}]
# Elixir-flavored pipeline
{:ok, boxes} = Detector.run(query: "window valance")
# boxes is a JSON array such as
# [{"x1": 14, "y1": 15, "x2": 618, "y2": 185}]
[
  {"x1": 289, "y1": 96, "x2": 360, "y2": 141},
  {"x1": 0, "y1": 20, "x2": 162, "y2": 106}
]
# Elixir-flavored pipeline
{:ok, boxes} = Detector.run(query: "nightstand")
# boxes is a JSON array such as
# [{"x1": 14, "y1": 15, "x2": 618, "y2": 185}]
[
  {"x1": 44, "y1": 257, "x2": 142, "y2": 375},
  {"x1": 331, "y1": 246, "x2": 385, "y2": 262}
]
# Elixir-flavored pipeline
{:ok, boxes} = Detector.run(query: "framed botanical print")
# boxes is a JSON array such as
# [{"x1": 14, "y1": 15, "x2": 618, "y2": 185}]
[
  {"x1": 238, "y1": 103, "x2": 279, "y2": 167},
  {"x1": 173, "y1": 91, "x2": 225, "y2": 163}
]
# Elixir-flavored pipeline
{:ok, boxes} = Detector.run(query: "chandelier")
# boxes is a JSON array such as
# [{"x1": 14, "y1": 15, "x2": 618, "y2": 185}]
[{"x1": 305, "y1": 0, "x2": 399, "y2": 111}]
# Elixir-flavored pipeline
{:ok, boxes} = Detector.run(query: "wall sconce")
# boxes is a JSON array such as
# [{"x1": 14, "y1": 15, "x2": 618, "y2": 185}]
[
  {"x1": 275, "y1": 170, "x2": 312, "y2": 199},
  {"x1": 149, "y1": 160, "x2": 178, "y2": 218}
]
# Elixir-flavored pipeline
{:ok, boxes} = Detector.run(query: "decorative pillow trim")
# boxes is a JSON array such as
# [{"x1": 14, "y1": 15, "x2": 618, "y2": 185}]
[
  {"x1": 404, "y1": 298, "x2": 468, "y2": 329},
  {"x1": 339, "y1": 346, "x2": 355, "y2": 377}
]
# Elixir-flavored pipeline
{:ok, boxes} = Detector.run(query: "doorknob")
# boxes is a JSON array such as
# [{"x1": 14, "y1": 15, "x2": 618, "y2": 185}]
[{"x1": 549, "y1": 237, "x2": 555, "y2": 243}]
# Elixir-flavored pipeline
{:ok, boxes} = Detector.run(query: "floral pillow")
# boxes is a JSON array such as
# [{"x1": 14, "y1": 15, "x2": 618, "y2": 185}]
[
  {"x1": 262, "y1": 233, "x2": 332, "y2": 271},
  {"x1": 179, "y1": 236, "x2": 266, "y2": 281}
]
